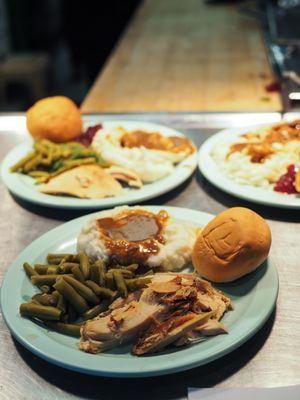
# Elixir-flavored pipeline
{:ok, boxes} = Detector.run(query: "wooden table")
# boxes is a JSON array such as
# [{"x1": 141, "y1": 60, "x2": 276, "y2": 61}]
[
  {"x1": 0, "y1": 112, "x2": 299, "y2": 399},
  {"x1": 81, "y1": 0, "x2": 282, "y2": 113}
]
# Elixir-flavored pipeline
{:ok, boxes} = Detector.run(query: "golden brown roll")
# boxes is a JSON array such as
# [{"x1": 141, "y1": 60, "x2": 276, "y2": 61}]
[
  {"x1": 26, "y1": 96, "x2": 82, "y2": 143},
  {"x1": 192, "y1": 207, "x2": 271, "y2": 282}
]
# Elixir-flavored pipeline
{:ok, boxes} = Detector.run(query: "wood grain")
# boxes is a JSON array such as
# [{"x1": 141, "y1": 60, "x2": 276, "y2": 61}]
[
  {"x1": 81, "y1": 0, "x2": 282, "y2": 113},
  {"x1": 0, "y1": 113, "x2": 299, "y2": 399}
]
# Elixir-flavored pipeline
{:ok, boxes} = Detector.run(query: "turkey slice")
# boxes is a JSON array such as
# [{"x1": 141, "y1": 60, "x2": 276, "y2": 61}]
[{"x1": 39, "y1": 164, "x2": 123, "y2": 199}]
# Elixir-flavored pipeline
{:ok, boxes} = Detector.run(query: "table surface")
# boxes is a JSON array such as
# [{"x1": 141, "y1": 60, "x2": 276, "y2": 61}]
[
  {"x1": 81, "y1": 0, "x2": 282, "y2": 113},
  {"x1": 0, "y1": 112, "x2": 299, "y2": 400}
]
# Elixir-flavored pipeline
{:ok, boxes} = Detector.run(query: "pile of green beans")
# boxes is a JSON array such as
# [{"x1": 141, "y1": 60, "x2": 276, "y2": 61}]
[
  {"x1": 10, "y1": 139, "x2": 105, "y2": 184},
  {"x1": 20, "y1": 252, "x2": 153, "y2": 337}
]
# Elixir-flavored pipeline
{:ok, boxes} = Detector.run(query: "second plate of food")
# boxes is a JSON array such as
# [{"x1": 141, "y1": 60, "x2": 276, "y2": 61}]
[
  {"x1": 1, "y1": 205, "x2": 278, "y2": 377},
  {"x1": 198, "y1": 120, "x2": 300, "y2": 208},
  {"x1": 1, "y1": 120, "x2": 197, "y2": 209}
]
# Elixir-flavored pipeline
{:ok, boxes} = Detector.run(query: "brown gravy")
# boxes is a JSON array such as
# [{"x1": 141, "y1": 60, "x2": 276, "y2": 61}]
[
  {"x1": 228, "y1": 120, "x2": 300, "y2": 163},
  {"x1": 97, "y1": 209, "x2": 168, "y2": 264},
  {"x1": 120, "y1": 130, "x2": 195, "y2": 155}
]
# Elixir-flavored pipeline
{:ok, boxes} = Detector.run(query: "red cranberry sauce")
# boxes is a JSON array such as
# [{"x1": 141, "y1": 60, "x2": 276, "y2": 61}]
[
  {"x1": 75, "y1": 124, "x2": 102, "y2": 146},
  {"x1": 274, "y1": 164, "x2": 298, "y2": 194}
]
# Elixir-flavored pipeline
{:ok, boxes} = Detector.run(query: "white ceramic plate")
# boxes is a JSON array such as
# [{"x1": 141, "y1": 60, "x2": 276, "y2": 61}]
[
  {"x1": 198, "y1": 125, "x2": 300, "y2": 208},
  {"x1": 1, "y1": 121, "x2": 196, "y2": 209},
  {"x1": 0, "y1": 206, "x2": 279, "y2": 377}
]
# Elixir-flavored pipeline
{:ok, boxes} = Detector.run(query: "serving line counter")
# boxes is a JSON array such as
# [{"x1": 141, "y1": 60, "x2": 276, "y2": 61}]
[
  {"x1": 81, "y1": 0, "x2": 282, "y2": 113},
  {"x1": 0, "y1": 112, "x2": 299, "y2": 399}
]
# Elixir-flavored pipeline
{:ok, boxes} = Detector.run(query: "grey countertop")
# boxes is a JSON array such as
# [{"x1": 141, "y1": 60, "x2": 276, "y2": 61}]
[{"x1": 0, "y1": 113, "x2": 299, "y2": 400}]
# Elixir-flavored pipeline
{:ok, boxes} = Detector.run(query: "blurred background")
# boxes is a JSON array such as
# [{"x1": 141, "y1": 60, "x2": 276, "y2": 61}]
[
  {"x1": 0, "y1": 0, "x2": 140, "y2": 111},
  {"x1": 1, "y1": 0, "x2": 300, "y2": 112}
]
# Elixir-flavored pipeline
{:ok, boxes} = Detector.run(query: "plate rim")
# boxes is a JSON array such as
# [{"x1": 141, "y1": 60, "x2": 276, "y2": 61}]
[
  {"x1": 0, "y1": 205, "x2": 279, "y2": 377},
  {"x1": 198, "y1": 124, "x2": 300, "y2": 209},
  {"x1": 1, "y1": 120, "x2": 197, "y2": 209}
]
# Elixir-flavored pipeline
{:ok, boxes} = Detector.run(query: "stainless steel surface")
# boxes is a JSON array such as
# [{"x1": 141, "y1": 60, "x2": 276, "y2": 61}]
[{"x1": 0, "y1": 113, "x2": 300, "y2": 400}]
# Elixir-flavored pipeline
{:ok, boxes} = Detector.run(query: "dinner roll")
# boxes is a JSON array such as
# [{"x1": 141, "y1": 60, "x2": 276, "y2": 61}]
[
  {"x1": 192, "y1": 207, "x2": 271, "y2": 282},
  {"x1": 26, "y1": 96, "x2": 82, "y2": 143}
]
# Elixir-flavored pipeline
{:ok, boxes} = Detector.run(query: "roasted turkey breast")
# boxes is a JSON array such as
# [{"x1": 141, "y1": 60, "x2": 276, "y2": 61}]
[{"x1": 79, "y1": 272, "x2": 232, "y2": 355}]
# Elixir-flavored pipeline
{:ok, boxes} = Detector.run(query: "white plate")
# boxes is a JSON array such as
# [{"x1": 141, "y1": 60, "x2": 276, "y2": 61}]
[
  {"x1": 1, "y1": 121, "x2": 196, "y2": 209},
  {"x1": 198, "y1": 125, "x2": 300, "y2": 209},
  {"x1": 0, "y1": 206, "x2": 279, "y2": 377}
]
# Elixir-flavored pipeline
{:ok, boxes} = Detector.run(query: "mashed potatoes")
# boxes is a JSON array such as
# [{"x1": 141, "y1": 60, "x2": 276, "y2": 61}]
[
  {"x1": 77, "y1": 206, "x2": 198, "y2": 271},
  {"x1": 92, "y1": 127, "x2": 189, "y2": 182},
  {"x1": 211, "y1": 140, "x2": 299, "y2": 189},
  {"x1": 211, "y1": 123, "x2": 300, "y2": 191}
]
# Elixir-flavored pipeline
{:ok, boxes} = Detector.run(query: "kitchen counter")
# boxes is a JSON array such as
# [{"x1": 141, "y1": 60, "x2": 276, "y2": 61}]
[{"x1": 81, "y1": 0, "x2": 282, "y2": 113}]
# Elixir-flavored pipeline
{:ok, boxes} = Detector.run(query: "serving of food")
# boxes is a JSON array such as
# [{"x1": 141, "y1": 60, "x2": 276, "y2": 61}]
[
  {"x1": 1, "y1": 205, "x2": 278, "y2": 376},
  {"x1": 1, "y1": 96, "x2": 196, "y2": 208},
  {"x1": 198, "y1": 120, "x2": 300, "y2": 208}
]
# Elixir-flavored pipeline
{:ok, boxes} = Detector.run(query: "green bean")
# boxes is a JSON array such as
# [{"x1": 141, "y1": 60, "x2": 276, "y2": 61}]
[
  {"x1": 28, "y1": 171, "x2": 50, "y2": 178},
  {"x1": 105, "y1": 271, "x2": 115, "y2": 290},
  {"x1": 122, "y1": 263, "x2": 139, "y2": 272},
  {"x1": 30, "y1": 299, "x2": 41, "y2": 305},
  {"x1": 125, "y1": 277, "x2": 152, "y2": 291},
  {"x1": 49, "y1": 165, "x2": 70, "y2": 177},
  {"x1": 33, "y1": 141, "x2": 48, "y2": 155},
  {"x1": 48, "y1": 158, "x2": 96, "y2": 179},
  {"x1": 23, "y1": 262, "x2": 38, "y2": 278},
  {"x1": 63, "y1": 276, "x2": 99, "y2": 304},
  {"x1": 34, "y1": 264, "x2": 60, "y2": 274},
  {"x1": 94, "y1": 260, "x2": 106, "y2": 286},
  {"x1": 20, "y1": 303, "x2": 61, "y2": 320},
  {"x1": 64, "y1": 157, "x2": 96, "y2": 166},
  {"x1": 56, "y1": 291, "x2": 67, "y2": 314},
  {"x1": 89, "y1": 264, "x2": 100, "y2": 283},
  {"x1": 51, "y1": 290, "x2": 60, "y2": 302},
  {"x1": 46, "y1": 257, "x2": 63, "y2": 265},
  {"x1": 31, "y1": 293, "x2": 58, "y2": 307},
  {"x1": 39, "y1": 139, "x2": 56, "y2": 148},
  {"x1": 43, "y1": 321, "x2": 81, "y2": 337},
  {"x1": 31, "y1": 274, "x2": 72, "y2": 286},
  {"x1": 36, "y1": 175, "x2": 50, "y2": 184},
  {"x1": 10, "y1": 151, "x2": 36, "y2": 172},
  {"x1": 109, "y1": 269, "x2": 134, "y2": 279},
  {"x1": 23, "y1": 154, "x2": 42, "y2": 172},
  {"x1": 47, "y1": 265, "x2": 60, "y2": 275},
  {"x1": 141, "y1": 269, "x2": 154, "y2": 277},
  {"x1": 59, "y1": 262, "x2": 79, "y2": 274},
  {"x1": 85, "y1": 280, "x2": 115, "y2": 299},
  {"x1": 47, "y1": 253, "x2": 73, "y2": 261},
  {"x1": 113, "y1": 271, "x2": 128, "y2": 298},
  {"x1": 35, "y1": 176, "x2": 47, "y2": 184},
  {"x1": 46, "y1": 254, "x2": 73, "y2": 264},
  {"x1": 81, "y1": 299, "x2": 113, "y2": 320},
  {"x1": 60, "y1": 149, "x2": 72, "y2": 158},
  {"x1": 78, "y1": 252, "x2": 90, "y2": 279},
  {"x1": 40, "y1": 285, "x2": 51, "y2": 294},
  {"x1": 70, "y1": 254, "x2": 79, "y2": 263},
  {"x1": 53, "y1": 278, "x2": 89, "y2": 314},
  {"x1": 39, "y1": 149, "x2": 53, "y2": 166},
  {"x1": 34, "y1": 264, "x2": 49, "y2": 274},
  {"x1": 71, "y1": 265, "x2": 85, "y2": 283},
  {"x1": 67, "y1": 303, "x2": 78, "y2": 323},
  {"x1": 94, "y1": 259, "x2": 107, "y2": 274}
]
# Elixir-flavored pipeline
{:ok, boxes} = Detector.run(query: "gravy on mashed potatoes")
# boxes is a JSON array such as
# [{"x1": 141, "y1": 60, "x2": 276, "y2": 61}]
[{"x1": 77, "y1": 206, "x2": 198, "y2": 271}]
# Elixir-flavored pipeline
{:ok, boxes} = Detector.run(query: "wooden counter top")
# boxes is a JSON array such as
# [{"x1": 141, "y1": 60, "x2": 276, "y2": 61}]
[{"x1": 81, "y1": 0, "x2": 282, "y2": 113}]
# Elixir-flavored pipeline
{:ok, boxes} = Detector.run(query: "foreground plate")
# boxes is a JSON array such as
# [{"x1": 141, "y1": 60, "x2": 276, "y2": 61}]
[
  {"x1": 0, "y1": 206, "x2": 278, "y2": 377},
  {"x1": 1, "y1": 121, "x2": 196, "y2": 209},
  {"x1": 198, "y1": 125, "x2": 300, "y2": 209}
]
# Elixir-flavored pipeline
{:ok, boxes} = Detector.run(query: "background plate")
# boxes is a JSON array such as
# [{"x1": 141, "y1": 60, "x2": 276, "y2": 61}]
[
  {"x1": 1, "y1": 121, "x2": 196, "y2": 209},
  {"x1": 198, "y1": 125, "x2": 300, "y2": 209},
  {"x1": 0, "y1": 206, "x2": 279, "y2": 377}
]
